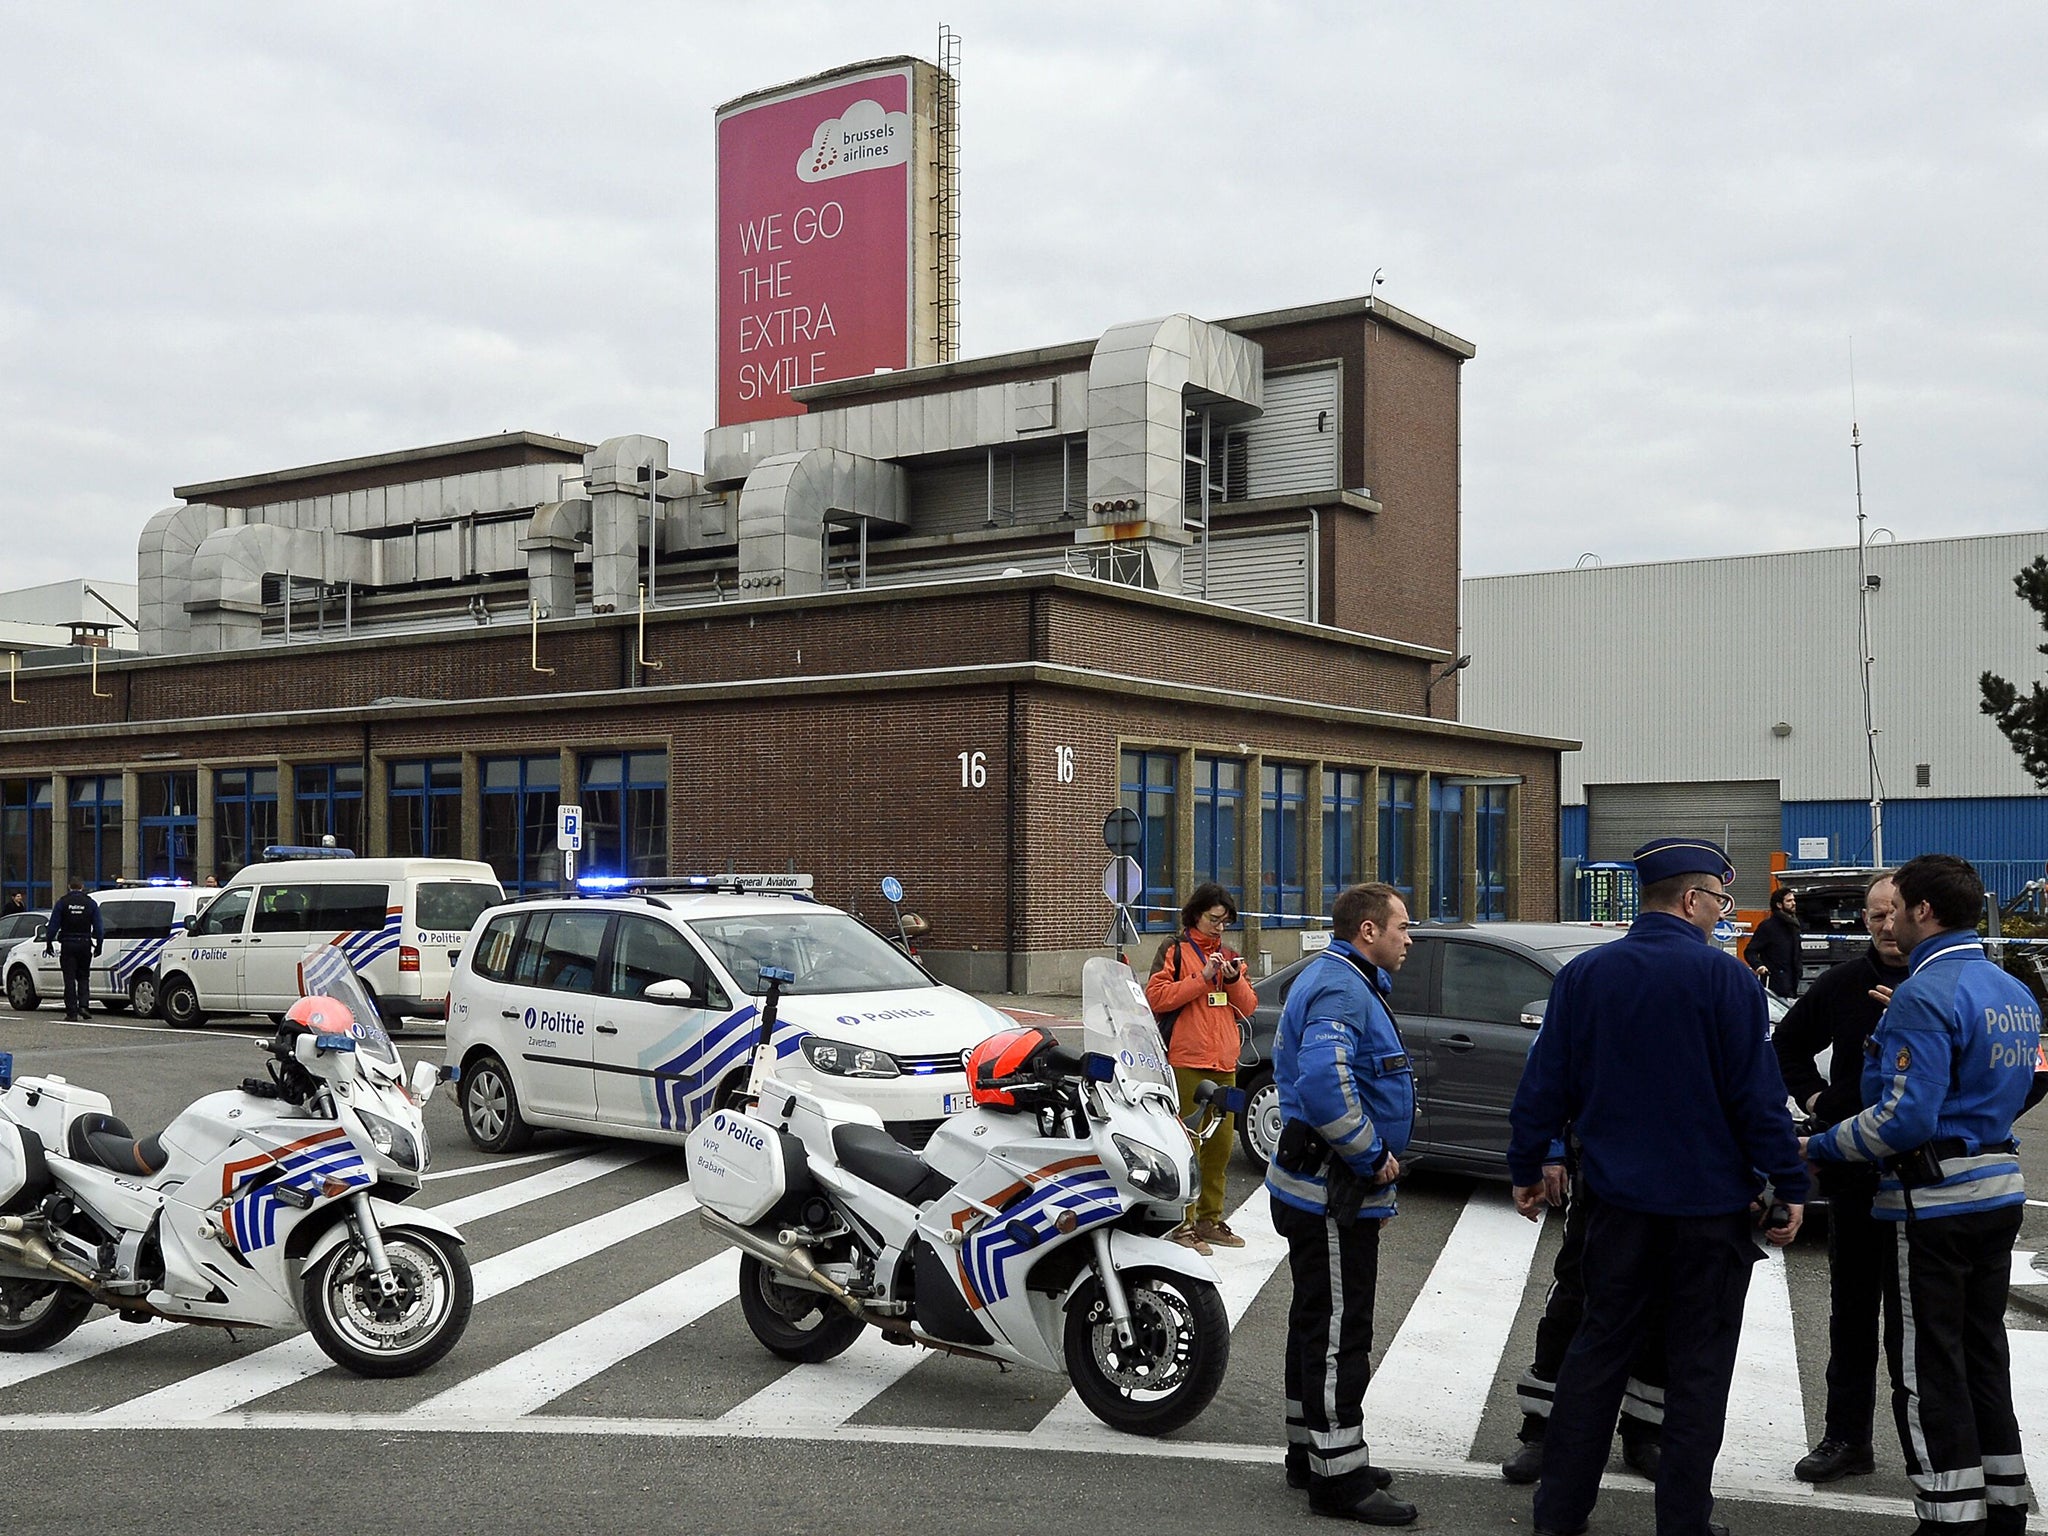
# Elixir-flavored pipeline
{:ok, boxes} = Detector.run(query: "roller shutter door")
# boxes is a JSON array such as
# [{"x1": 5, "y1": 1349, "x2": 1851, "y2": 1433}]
[
  {"x1": 1244, "y1": 367, "x2": 1340, "y2": 497},
  {"x1": 1585, "y1": 780, "x2": 1782, "y2": 908},
  {"x1": 1197, "y1": 530, "x2": 1311, "y2": 621}
]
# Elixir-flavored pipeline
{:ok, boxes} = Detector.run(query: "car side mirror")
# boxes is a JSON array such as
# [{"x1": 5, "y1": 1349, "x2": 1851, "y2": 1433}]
[
  {"x1": 33, "y1": 925, "x2": 46, "y2": 942},
  {"x1": 183, "y1": 915, "x2": 200, "y2": 933},
  {"x1": 644, "y1": 978, "x2": 707, "y2": 1008},
  {"x1": 1519, "y1": 998, "x2": 1547, "y2": 1028}
]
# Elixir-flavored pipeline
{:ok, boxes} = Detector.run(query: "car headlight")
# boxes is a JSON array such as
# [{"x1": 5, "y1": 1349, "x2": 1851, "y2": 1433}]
[
  {"x1": 800, "y1": 1035, "x2": 902, "y2": 1079},
  {"x1": 1112, "y1": 1134, "x2": 1182, "y2": 1202},
  {"x1": 357, "y1": 1109, "x2": 422, "y2": 1171}
]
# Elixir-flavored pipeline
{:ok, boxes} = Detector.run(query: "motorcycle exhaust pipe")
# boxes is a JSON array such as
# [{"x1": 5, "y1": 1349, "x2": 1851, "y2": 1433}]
[
  {"x1": 697, "y1": 1208, "x2": 866, "y2": 1319},
  {"x1": 0, "y1": 1216, "x2": 109, "y2": 1292}
]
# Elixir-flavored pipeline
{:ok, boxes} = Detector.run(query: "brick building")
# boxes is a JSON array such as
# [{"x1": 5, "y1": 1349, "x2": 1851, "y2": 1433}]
[{"x1": 1, "y1": 293, "x2": 1572, "y2": 991}]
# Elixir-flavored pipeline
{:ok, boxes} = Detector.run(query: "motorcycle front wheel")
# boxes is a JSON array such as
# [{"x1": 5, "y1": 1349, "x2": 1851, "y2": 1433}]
[
  {"x1": 1063, "y1": 1265, "x2": 1229, "y2": 1436},
  {"x1": 736, "y1": 1253, "x2": 865, "y2": 1363},
  {"x1": 0, "y1": 1279, "x2": 93, "y2": 1352},
  {"x1": 302, "y1": 1228, "x2": 473, "y2": 1378}
]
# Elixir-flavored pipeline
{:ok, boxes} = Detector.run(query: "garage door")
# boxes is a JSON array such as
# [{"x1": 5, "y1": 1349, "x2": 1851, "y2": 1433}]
[{"x1": 1585, "y1": 780, "x2": 1781, "y2": 908}]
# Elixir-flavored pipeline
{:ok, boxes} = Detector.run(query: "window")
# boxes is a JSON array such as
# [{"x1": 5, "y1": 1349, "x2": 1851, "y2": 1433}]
[
  {"x1": 471, "y1": 913, "x2": 523, "y2": 981},
  {"x1": 580, "y1": 752, "x2": 667, "y2": 880},
  {"x1": 1261, "y1": 763, "x2": 1307, "y2": 928},
  {"x1": 1430, "y1": 781, "x2": 1464, "y2": 920},
  {"x1": 1439, "y1": 943, "x2": 1551, "y2": 1026},
  {"x1": 1388, "y1": 936, "x2": 1433, "y2": 1014},
  {"x1": 1118, "y1": 749, "x2": 1178, "y2": 932},
  {"x1": 1378, "y1": 773, "x2": 1417, "y2": 902},
  {"x1": 513, "y1": 909, "x2": 609, "y2": 994},
  {"x1": 68, "y1": 776, "x2": 122, "y2": 889},
  {"x1": 139, "y1": 771, "x2": 198, "y2": 883},
  {"x1": 1322, "y1": 768, "x2": 1368, "y2": 913},
  {"x1": 295, "y1": 764, "x2": 364, "y2": 852},
  {"x1": 100, "y1": 899, "x2": 175, "y2": 940},
  {"x1": 251, "y1": 882, "x2": 390, "y2": 934},
  {"x1": 608, "y1": 915, "x2": 723, "y2": 1004},
  {"x1": 1475, "y1": 786, "x2": 1510, "y2": 921},
  {"x1": 481, "y1": 755, "x2": 563, "y2": 893},
  {"x1": 213, "y1": 767, "x2": 278, "y2": 881},
  {"x1": 2, "y1": 778, "x2": 54, "y2": 909},
  {"x1": 1191, "y1": 755, "x2": 1244, "y2": 919},
  {"x1": 388, "y1": 759, "x2": 462, "y2": 858},
  {"x1": 192, "y1": 886, "x2": 252, "y2": 937},
  {"x1": 415, "y1": 881, "x2": 499, "y2": 933}
]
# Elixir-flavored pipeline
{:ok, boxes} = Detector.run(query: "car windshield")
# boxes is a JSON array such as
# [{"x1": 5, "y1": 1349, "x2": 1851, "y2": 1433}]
[{"x1": 686, "y1": 911, "x2": 935, "y2": 996}]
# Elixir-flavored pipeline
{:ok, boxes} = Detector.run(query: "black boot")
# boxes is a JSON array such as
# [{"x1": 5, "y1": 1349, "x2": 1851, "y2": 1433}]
[
  {"x1": 1794, "y1": 1438, "x2": 1875, "y2": 1484},
  {"x1": 1501, "y1": 1436, "x2": 1545, "y2": 1484},
  {"x1": 1309, "y1": 1488, "x2": 1418, "y2": 1527}
]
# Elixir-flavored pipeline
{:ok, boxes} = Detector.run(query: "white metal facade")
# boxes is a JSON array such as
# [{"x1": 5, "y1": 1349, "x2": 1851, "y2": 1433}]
[{"x1": 1462, "y1": 530, "x2": 2048, "y2": 804}]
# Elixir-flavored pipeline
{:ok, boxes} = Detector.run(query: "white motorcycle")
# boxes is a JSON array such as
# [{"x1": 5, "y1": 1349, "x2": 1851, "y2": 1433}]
[
  {"x1": 686, "y1": 955, "x2": 1233, "y2": 1435},
  {"x1": 0, "y1": 947, "x2": 471, "y2": 1377}
]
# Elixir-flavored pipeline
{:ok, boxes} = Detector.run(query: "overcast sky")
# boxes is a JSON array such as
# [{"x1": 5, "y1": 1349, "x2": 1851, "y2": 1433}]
[{"x1": 4, "y1": 2, "x2": 2043, "y2": 594}]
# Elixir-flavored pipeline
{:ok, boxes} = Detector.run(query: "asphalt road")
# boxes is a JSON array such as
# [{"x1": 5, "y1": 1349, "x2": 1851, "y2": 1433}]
[{"x1": 2, "y1": 1000, "x2": 2046, "y2": 1536}]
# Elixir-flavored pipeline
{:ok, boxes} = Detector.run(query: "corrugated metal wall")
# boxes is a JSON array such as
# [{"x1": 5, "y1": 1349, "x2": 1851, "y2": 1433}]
[
  {"x1": 1587, "y1": 779, "x2": 1781, "y2": 907},
  {"x1": 1244, "y1": 367, "x2": 1340, "y2": 497},
  {"x1": 906, "y1": 443, "x2": 1079, "y2": 536},
  {"x1": 1781, "y1": 797, "x2": 2048, "y2": 899},
  {"x1": 1463, "y1": 530, "x2": 2048, "y2": 804},
  {"x1": 1197, "y1": 529, "x2": 1312, "y2": 620}
]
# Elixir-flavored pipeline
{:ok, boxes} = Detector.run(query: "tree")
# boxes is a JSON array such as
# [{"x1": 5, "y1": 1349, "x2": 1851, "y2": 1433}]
[{"x1": 1979, "y1": 555, "x2": 2048, "y2": 788}]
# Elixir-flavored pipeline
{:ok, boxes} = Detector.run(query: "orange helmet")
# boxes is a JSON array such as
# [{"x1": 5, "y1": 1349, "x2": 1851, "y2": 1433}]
[
  {"x1": 285, "y1": 995, "x2": 356, "y2": 1036},
  {"x1": 966, "y1": 1026, "x2": 1061, "y2": 1110}
]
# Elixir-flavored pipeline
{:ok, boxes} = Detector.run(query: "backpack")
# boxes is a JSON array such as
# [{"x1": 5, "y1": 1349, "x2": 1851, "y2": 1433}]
[{"x1": 1148, "y1": 932, "x2": 1193, "y2": 1045}]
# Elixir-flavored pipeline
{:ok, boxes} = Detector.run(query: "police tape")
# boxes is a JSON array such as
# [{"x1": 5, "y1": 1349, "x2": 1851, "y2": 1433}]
[{"x1": 1118, "y1": 902, "x2": 1334, "y2": 927}]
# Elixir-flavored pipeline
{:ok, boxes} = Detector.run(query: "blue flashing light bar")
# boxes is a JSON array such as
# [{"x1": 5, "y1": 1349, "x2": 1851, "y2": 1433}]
[
  {"x1": 261, "y1": 845, "x2": 357, "y2": 861},
  {"x1": 576, "y1": 875, "x2": 635, "y2": 890}
]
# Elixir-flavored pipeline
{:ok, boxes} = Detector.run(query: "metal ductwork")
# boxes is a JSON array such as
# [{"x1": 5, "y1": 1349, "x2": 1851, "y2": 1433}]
[
  {"x1": 1085, "y1": 314, "x2": 1263, "y2": 528},
  {"x1": 737, "y1": 448, "x2": 908, "y2": 597}
]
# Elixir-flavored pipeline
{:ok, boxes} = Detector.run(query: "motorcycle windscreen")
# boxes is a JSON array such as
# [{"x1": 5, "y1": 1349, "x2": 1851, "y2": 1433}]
[
  {"x1": 1079, "y1": 957, "x2": 1175, "y2": 1102},
  {"x1": 296, "y1": 944, "x2": 399, "y2": 1067}
]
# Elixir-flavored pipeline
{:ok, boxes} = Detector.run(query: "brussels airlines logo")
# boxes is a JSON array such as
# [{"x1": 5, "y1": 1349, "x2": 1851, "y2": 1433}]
[
  {"x1": 523, "y1": 1006, "x2": 586, "y2": 1036},
  {"x1": 796, "y1": 98, "x2": 910, "y2": 182}
]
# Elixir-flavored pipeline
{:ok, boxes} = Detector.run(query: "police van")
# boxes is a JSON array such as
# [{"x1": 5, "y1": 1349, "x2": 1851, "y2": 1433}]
[
  {"x1": 444, "y1": 875, "x2": 1013, "y2": 1154},
  {"x1": 150, "y1": 850, "x2": 504, "y2": 1028},
  {"x1": 2, "y1": 883, "x2": 214, "y2": 1016}
]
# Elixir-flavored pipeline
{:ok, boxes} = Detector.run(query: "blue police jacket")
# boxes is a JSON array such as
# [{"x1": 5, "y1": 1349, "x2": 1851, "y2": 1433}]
[
  {"x1": 47, "y1": 890, "x2": 102, "y2": 946},
  {"x1": 1507, "y1": 911, "x2": 1808, "y2": 1214},
  {"x1": 1264, "y1": 940, "x2": 1414, "y2": 1219},
  {"x1": 1809, "y1": 930, "x2": 2040, "y2": 1220}
]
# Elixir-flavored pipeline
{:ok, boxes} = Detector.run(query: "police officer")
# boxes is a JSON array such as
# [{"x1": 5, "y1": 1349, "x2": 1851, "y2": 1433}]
[
  {"x1": 1804, "y1": 854, "x2": 2046, "y2": 1535},
  {"x1": 1772, "y1": 871, "x2": 1909, "y2": 1485},
  {"x1": 1507, "y1": 837, "x2": 1808, "y2": 1536},
  {"x1": 45, "y1": 876, "x2": 103, "y2": 1022},
  {"x1": 1268, "y1": 881, "x2": 1417, "y2": 1527}
]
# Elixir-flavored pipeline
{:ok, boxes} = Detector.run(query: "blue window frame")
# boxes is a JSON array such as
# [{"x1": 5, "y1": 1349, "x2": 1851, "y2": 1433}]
[
  {"x1": 1260, "y1": 762, "x2": 1307, "y2": 928},
  {"x1": 1430, "y1": 781, "x2": 1464, "y2": 920},
  {"x1": 1378, "y1": 772, "x2": 1417, "y2": 903},
  {"x1": 68, "y1": 776, "x2": 123, "y2": 889},
  {"x1": 1322, "y1": 768, "x2": 1367, "y2": 913},
  {"x1": 579, "y1": 751, "x2": 668, "y2": 881},
  {"x1": 295, "y1": 763, "x2": 364, "y2": 853},
  {"x1": 1191, "y1": 755, "x2": 1244, "y2": 922},
  {"x1": 213, "y1": 767, "x2": 278, "y2": 882},
  {"x1": 1118, "y1": 749, "x2": 1178, "y2": 932},
  {"x1": 1475, "y1": 786, "x2": 1510, "y2": 920},
  {"x1": 388, "y1": 759, "x2": 462, "y2": 858},
  {"x1": 482, "y1": 755, "x2": 564, "y2": 893},
  {"x1": 139, "y1": 771, "x2": 198, "y2": 883},
  {"x1": 3, "y1": 777, "x2": 55, "y2": 910}
]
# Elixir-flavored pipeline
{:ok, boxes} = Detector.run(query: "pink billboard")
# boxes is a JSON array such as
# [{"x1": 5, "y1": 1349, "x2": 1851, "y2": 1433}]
[{"x1": 716, "y1": 66, "x2": 915, "y2": 426}]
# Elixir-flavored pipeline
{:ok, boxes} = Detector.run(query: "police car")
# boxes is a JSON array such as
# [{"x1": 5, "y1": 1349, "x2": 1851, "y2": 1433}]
[
  {"x1": 3, "y1": 882, "x2": 214, "y2": 1015},
  {"x1": 445, "y1": 876, "x2": 1012, "y2": 1154}
]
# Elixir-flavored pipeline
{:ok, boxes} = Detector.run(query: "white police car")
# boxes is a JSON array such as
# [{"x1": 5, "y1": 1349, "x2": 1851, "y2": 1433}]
[
  {"x1": 3, "y1": 883, "x2": 214, "y2": 1016},
  {"x1": 445, "y1": 877, "x2": 1013, "y2": 1154}
]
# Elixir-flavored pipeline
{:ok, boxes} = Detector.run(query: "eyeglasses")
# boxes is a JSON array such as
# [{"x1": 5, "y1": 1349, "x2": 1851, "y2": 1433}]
[
  {"x1": 1687, "y1": 886, "x2": 1735, "y2": 916},
  {"x1": 1198, "y1": 909, "x2": 1232, "y2": 925}
]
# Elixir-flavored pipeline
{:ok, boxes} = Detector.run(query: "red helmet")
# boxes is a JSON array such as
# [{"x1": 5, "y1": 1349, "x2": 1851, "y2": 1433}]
[
  {"x1": 285, "y1": 995, "x2": 356, "y2": 1036},
  {"x1": 966, "y1": 1026, "x2": 1061, "y2": 1110}
]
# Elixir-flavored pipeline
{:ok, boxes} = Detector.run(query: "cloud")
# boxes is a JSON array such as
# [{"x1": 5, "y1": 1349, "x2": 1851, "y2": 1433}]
[{"x1": 795, "y1": 98, "x2": 910, "y2": 183}]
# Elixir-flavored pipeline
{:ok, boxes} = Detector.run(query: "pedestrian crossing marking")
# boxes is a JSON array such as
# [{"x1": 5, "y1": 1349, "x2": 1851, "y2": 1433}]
[
  {"x1": 719, "y1": 1328, "x2": 924, "y2": 1430},
  {"x1": 2014, "y1": 1249, "x2": 2046, "y2": 1289},
  {"x1": 424, "y1": 1145, "x2": 649, "y2": 1226},
  {"x1": 1721, "y1": 1246, "x2": 1806, "y2": 1490}
]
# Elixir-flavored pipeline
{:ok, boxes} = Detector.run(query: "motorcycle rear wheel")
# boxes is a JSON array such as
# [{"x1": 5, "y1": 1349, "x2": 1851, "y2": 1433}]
[
  {"x1": 302, "y1": 1229, "x2": 473, "y2": 1377},
  {"x1": 1063, "y1": 1266, "x2": 1229, "y2": 1436},
  {"x1": 0, "y1": 1279, "x2": 94, "y2": 1352},
  {"x1": 736, "y1": 1253, "x2": 865, "y2": 1363}
]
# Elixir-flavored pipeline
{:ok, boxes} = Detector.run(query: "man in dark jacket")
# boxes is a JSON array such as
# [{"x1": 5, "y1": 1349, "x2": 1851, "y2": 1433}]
[
  {"x1": 1772, "y1": 872, "x2": 1908, "y2": 1484},
  {"x1": 1508, "y1": 837, "x2": 1807, "y2": 1536},
  {"x1": 1747, "y1": 884, "x2": 1804, "y2": 997},
  {"x1": 45, "y1": 878, "x2": 103, "y2": 1022}
]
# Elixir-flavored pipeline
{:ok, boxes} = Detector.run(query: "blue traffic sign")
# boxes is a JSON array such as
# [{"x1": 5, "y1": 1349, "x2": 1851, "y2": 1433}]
[{"x1": 881, "y1": 876, "x2": 904, "y2": 904}]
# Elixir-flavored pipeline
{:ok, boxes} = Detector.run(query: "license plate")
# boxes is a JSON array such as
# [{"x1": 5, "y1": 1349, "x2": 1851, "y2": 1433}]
[
  {"x1": 1801, "y1": 940, "x2": 1830, "y2": 951},
  {"x1": 943, "y1": 1092, "x2": 974, "y2": 1115}
]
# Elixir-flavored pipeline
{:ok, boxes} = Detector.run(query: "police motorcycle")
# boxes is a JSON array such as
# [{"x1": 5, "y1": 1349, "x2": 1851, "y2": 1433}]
[
  {"x1": 0, "y1": 945, "x2": 471, "y2": 1376},
  {"x1": 686, "y1": 955, "x2": 1234, "y2": 1436}
]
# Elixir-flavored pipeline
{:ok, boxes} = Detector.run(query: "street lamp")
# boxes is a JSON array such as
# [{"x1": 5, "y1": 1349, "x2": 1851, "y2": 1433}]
[{"x1": 1424, "y1": 653, "x2": 1473, "y2": 718}]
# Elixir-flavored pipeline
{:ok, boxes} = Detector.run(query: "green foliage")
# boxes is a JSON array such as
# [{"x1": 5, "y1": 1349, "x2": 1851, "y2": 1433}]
[{"x1": 1978, "y1": 555, "x2": 2048, "y2": 789}]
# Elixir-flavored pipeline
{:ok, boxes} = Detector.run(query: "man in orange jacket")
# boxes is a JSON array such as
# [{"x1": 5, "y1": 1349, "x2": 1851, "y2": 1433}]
[{"x1": 1147, "y1": 882, "x2": 1259, "y2": 1254}]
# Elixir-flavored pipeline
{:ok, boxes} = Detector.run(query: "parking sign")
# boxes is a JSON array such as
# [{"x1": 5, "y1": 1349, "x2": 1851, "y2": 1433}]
[{"x1": 557, "y1": 805, "x2": 583, "y2": 852}]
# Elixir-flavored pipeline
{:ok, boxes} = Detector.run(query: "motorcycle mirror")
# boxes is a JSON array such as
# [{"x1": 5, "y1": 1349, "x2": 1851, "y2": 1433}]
[
  {"x1": 1081, "y1": 1052, "x2": 1116, "y2": 1083},
  {"x1": 408, "y1": 1060, "x2": 440, "y2": 1102}
]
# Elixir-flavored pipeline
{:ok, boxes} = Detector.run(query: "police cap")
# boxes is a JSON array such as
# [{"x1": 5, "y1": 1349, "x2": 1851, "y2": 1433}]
[{"x1": 1632, "y1": 837, "x2": 1735, "y2": 887}]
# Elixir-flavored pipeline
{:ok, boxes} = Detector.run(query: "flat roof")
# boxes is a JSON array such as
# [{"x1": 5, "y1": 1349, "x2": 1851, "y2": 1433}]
[{"x1": 174, "y1": 430, "x2": 593, "y2": 502}]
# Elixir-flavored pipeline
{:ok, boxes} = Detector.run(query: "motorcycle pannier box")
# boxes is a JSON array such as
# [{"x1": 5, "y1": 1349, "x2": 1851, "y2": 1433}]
[
  {"x1": 1, "y1": 1076, "x2": 114, "y2": 1159},
  {"x1": 685, "y1": 1108, "x2": 806, "y2": 1225}
]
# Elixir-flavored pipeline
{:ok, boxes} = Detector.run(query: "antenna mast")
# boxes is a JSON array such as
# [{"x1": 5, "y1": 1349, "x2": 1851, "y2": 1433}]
[{"x1": 1851, "y1": 348, "x2": 1884, "y2": 867}]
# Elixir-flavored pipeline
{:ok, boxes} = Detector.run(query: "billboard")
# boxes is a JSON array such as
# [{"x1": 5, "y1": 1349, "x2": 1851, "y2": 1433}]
[{"x1": 716, "y1": 63, "x2": 924, "y2": 426}]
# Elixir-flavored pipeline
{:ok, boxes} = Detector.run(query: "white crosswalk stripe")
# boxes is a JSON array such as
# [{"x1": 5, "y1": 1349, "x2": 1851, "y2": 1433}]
[{"x1": 1721, "y1": 1246, "x2": 1806, "y2": 1491}]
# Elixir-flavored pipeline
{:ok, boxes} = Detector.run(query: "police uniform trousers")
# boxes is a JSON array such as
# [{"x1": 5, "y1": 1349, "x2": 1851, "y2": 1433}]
[
  {"x1": 58, "y1": 940, "x2": 93, "y2": 1017},
  {"x1": 1885, "y1": 1205, "x2": 2029, "y2": 1532},
  {"x1": 1517, "y1": 1174, "x2": 1667, "y2": 1446},
  {"x1": 1273, "y1": 1194, "x2": 1382, "y2": 1502},
  {"x1": 1534, "y1": 1193, "x2": 1757, "y2": 1536},
  {"x1": 1818, "y1": 1163, "x2": 1886, "y2": 1448}
]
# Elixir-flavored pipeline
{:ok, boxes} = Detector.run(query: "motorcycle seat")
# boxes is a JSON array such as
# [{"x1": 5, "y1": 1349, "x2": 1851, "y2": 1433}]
[
  {"x1": 67, "y1": 1113, "x2": 169, "y2": 1178},
  {"x1": 830, "y1": 1123, "x2": 953, "y2": 1206}
]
